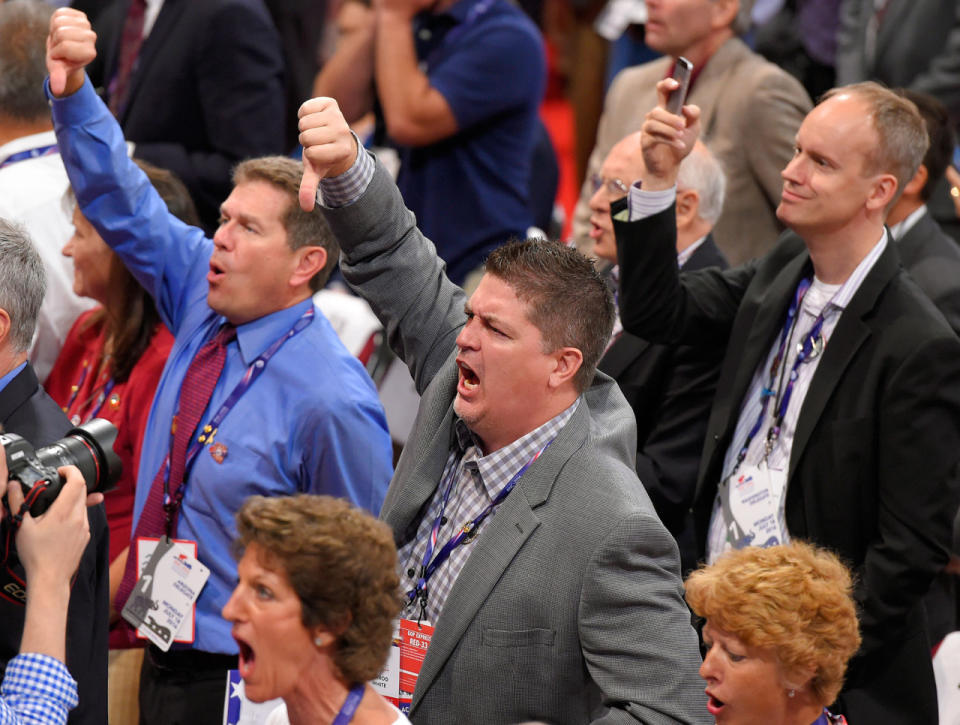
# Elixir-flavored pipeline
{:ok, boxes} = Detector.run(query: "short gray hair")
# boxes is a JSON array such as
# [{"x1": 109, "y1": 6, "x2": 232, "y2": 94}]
[
  {"x1": 677, "y1": 143, "x2": 727, "y2": 226},
  {"x1": 0, "y1": 0, "x2": 53, "y2": 122},
  {"x1": 0, "y1": 219, "x2": 46, "y2": 353}
]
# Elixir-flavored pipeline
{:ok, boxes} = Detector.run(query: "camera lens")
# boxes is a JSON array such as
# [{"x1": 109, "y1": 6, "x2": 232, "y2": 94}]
[{"x1": 34, "y1": 418, "x2": 122, "y2": 495}]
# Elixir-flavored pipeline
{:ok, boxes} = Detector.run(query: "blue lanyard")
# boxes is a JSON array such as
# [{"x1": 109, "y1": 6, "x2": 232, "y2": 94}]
[
  {"x1": 332, "y1": 683, "x2": 365, "y2": 725},
  {"x1": 0, "y1": 144, "x2": 58, "y2": 170},
  {"x1": 161, "y1": 307, "x2": 315, "y2": 524},
  {"x1": 733, "y1": 278, "x2": 830, "y2": 472},
  {"x1": 407, "y1": 439, "x2": 553, "y2": 617}
]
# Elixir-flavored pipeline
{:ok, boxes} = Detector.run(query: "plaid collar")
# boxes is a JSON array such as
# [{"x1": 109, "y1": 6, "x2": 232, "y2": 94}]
[{"x1": 453, "y1": 398, "x2": 579, "y2": 501}]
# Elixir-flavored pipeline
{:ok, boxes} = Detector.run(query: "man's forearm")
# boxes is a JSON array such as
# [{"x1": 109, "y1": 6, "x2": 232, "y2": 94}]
[
  {"x1": 20, "y1": 577, "x2": 70, "y2": 661},
  {"x1": 374, "y1": 10, "x2": 457, "y2": 145},
  {"x1": 314, "y1": 11, "x2": 376, "y2": 124},
  {"x1": 375, "y1": 12, "x2": 426, "y2": 125}
]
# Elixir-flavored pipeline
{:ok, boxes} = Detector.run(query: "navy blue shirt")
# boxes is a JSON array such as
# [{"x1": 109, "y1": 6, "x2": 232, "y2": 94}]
[{"x1": 396, "y1": 0, "x2": 546, "y2": 284}]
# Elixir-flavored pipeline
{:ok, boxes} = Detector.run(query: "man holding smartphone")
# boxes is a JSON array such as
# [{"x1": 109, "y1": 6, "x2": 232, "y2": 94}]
[
  {"x1": 616, "y1": 77, "x2": 960, "y2": 724},
  {"x1": 574, "y1": 0, "x2": 812, "y2": 265}
]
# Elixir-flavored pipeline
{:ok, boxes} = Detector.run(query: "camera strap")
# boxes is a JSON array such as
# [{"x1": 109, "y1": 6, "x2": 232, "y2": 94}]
[{"x1": 0, "y1": 480, "x2": 62, "y2": 607}]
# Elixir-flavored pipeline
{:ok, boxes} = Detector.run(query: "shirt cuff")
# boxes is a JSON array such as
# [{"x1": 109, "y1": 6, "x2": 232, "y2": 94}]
[
  {"x1": 2, "y1": 652, "x2": 78, "y2": 715},
  {"x1": 626, "y1": 182, "x2": 676, "y2": 221},
  {"x1": 46, "y1": 73, "x2": 104, "y2": 131},
  {"x1": 317, "y1": 133, "x2": 375, "y2": 209}
]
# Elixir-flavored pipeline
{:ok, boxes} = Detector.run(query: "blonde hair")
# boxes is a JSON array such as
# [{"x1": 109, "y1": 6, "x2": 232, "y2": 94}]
[{"x1": 685, "y1": 542, "x2": 861, "y2": 706}]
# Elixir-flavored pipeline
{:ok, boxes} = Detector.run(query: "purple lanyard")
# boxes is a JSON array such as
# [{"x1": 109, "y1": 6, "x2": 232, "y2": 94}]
[
  {"x1": 733, "y1": 278, "x2": 829, "y2": 472},
  {"x1": 161, "y1": 307, "x2": 314, "y2": 520},
  {"x1": 0, "y1": 144, "x2": 58, "y2": 170},
  {"x1": 88, "y1": 379, "x2": 117, "y2": 419},
  {"x1": 332, "y1": 683, "x2": 365, "y2": 725},
  {"x1": 406, "y1": 439, "x2": 553, "y2": 617},
  {"x1": 63, "y1": 362, "x2": 116, "y2": 424}
]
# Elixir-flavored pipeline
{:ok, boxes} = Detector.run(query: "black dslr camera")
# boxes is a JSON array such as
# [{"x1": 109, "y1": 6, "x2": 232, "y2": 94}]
[{"x1": 1, "y1": 419, "x2": 122, "y2": 517}]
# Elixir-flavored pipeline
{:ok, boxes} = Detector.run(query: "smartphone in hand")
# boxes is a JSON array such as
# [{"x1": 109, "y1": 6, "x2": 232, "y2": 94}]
[{"x1": 666, "y1": 57, "x2": 693, "y2": 115}]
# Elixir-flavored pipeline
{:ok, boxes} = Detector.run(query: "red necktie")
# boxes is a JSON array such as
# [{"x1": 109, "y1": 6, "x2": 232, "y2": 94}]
[
  {"x1": 109, "y1": 0, "x2": 147, "y2": 117},
  {"x1": 114, "y1": 324, "x2": 236, "y2": 616}
]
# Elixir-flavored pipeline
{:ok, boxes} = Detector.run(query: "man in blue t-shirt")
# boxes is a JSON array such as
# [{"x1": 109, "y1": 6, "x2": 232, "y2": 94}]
[{"x1": 316, "y1": 0, "x2": 547, "y2": 285}]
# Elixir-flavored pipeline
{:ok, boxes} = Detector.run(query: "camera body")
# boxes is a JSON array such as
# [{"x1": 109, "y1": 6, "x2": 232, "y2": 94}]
[{"x1": 2, "y1": 418, "x2": 122, "y2": 517}]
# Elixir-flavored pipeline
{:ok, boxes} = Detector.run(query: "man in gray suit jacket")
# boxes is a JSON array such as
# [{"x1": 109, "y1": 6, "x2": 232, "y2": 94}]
[
  {"x1": 298, "y1": 98, "x2": 709, "y2": 724},
  {"x1": 836, "y1": 0, "x2": 960, "y2": 125}
]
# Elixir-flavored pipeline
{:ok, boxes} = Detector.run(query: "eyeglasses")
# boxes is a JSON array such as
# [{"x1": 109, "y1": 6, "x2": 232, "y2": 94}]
[{"x1": 590, "y1": 174, "x2": 630, "y2": 200}]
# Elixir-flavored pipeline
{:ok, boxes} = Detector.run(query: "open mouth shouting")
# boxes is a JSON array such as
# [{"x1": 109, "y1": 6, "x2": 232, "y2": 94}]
[
  {"x1": 207, "y1": 258, "x2": 227, "y2": 285},
  {"x1": 457, "y1": 359, "x2": 480, "y2": 394},
  {"x1": 234, "y1": 631, "x2": 256, "y2": 680},
  {"x1": 706, "y1": 691, "x2": 725, "y2": 716}
]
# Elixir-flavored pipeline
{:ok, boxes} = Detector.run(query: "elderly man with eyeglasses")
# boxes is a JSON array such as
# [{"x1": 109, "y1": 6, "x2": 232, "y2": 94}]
[{"x1": 589, "y1": 134, "x2": 728, "y2": 571}]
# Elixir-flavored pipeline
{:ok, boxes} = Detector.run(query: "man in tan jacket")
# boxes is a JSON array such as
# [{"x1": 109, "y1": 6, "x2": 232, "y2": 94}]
[{"x1": 573, "y1": 0, "x2": 811, "y2": 265}]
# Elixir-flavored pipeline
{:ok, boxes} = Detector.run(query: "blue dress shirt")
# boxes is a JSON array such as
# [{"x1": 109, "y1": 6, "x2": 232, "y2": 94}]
[
  {"x1": 0, "y1": 364, "x2": 26, "y2": 395},
  {"x1": 50, "y1": 77, "x2": 394, "y2": 653}
]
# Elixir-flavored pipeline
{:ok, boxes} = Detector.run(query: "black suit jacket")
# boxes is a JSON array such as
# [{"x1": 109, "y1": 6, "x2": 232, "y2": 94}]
[
  {"x1": 86, "y1": 0, "x2": 287, "y2": 229},
  {"x1": 0, "y1": 364, "x2": 110, "y2": 725},
  {"x1": 599, "y1": 236, "x2": 727, "y2": 569},
  {"x1": 615, "y1": 207, "x2": 960, "y2": 724},
  {"x1": 896, "y1": 208, "x2": 960, "y2": 335}
]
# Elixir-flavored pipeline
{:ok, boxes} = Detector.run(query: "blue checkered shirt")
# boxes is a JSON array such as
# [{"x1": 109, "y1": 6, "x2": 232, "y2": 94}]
[
  {"x1": 0, "y1": 653, "x2": 78, "y2": 724},
  {"x1": 398, "y1": 401, "x2": 579, "y2": 623}
]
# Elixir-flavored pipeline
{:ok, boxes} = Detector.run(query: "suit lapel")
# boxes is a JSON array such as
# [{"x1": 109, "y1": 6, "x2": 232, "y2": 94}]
[
  {"x1": 121, "y1": 0, "x2": 187, "y2": 121},
  {"x1": 788, "y1": 242, "x2": 899, "y2": 480},
  {"x1": 410, "y1": 405, "x2": 588, "y2": 710},
  {"x1": 875, "y1": 0, "x2": 909, "y2": 61},
  {"x1": 382, "y1": 403, "x2": 459, "y2": 543},
  {"x1": 690, "y1": 39, "x2": 749, "y2": 141},
  {"x1": 0, "y1": 365, "x2": 36, "y2": 425}
]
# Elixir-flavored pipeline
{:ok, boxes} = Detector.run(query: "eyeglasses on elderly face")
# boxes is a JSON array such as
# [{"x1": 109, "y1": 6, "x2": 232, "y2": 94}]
[{"x1": 590, "y1": 174, "x2": 630, "y2": 200}]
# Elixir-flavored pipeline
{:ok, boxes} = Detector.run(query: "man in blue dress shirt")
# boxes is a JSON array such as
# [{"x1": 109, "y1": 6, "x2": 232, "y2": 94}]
[{"x1": 46, "y1": 9, "x2": 394, "y2": 723}]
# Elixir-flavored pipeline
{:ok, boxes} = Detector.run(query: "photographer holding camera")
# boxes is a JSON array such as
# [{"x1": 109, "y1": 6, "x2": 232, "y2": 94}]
[
  {"x1": 0, "y1": 450, "x2": 102, "y2": 724},
  {"x1": 0, "y1": 219, "x2": 108, "y2": 724}
]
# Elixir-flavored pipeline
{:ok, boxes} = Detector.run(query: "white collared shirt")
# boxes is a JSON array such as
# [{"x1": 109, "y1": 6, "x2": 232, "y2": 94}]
[{"x1": 143, "y1": 0, "x2": 165, "y2": 38}]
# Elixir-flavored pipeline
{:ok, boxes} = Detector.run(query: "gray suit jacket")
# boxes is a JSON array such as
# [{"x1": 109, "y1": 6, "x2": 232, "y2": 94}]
[
  {"x1": 836, "y1": 0, "x2": 960, "y2": 123},
  {"x1": 574, "y1": 37, "x2": 811, "y2": 266},
  {"x1": 321, "y1": 160, "x2": 709, "y2": 724}
]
